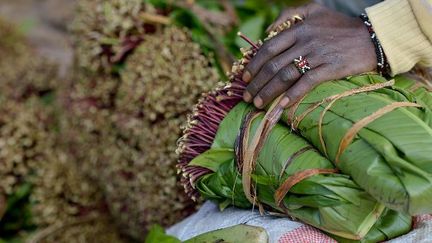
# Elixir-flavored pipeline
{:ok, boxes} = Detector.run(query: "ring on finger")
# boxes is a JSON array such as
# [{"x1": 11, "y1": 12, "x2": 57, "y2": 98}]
[{"x1": 293, "y1": 56, "x2": 311, "y2": 75}]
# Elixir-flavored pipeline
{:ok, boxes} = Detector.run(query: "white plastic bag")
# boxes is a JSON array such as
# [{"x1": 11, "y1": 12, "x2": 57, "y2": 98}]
[{"x1": 168, "y1": 201, "x2": 432, "y2": 243}]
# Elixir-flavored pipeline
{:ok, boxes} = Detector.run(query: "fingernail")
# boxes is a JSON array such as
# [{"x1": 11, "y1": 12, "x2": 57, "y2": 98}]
[
  {"x1": 254, "y1": 96, "x2": 263, "y2": 108},
  {"x1": 280, "y1": 97, "x2": 290, "y2": 107},
  {"x1": 243, "y1": 91, "x2": 252, "y2": 102},
  {"x1": 242, "y1": 71, "x2": 251, "y2": 83}
]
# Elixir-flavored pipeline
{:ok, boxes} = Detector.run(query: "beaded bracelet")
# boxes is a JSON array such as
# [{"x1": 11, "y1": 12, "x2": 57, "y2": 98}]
[{"x1": 359, "y1": 13, "x2": 390, "y2": 76}]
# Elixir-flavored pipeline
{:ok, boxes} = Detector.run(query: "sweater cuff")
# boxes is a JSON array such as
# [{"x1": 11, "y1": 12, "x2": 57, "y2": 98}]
[{"x1": 366, "y1": 0, "x2": 432, "y2": 75}]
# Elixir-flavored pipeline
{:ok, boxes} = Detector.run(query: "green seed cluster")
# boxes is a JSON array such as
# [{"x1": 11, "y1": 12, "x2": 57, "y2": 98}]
[
  {"x1": 95, "y1": 119, "x2": 195, "y2": 239},
  {"x1": 0, "y1": 20, "x2": 57, "y2": 101},
  {"x1": 0, "y1": 19, "x2": 124, "y2": 242},
  {"x1": 118, "y1": 27, "x2": 219, "y2": 122},
  {"x1": 0, "y1": 99, "x2": 53, "y2": 197},
  {"x1": 68, "y1": 25, "x2": 219, "y2": 239},
  {"x1": 30, "y1": 149, "x2": 102, "y2": 227},
  {"x1": 34, "y1": 216, "x2": 124, "y2": 243},
  {"x1": 0, "y1": 98, "x2": 123, "y2": 241},
  {"x1": 71, "y1": 0, "x2": 158, "y2": 73}
]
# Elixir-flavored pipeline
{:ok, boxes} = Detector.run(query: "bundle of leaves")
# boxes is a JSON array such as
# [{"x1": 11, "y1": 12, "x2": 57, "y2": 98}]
[
  {"x1": 67, "y1": 25, "x2": 219, "y2": 239},
  {"x1": 28, "y1": 145, "x2": 124, "y2": 242},
  {"x1": 0, "y1": 19, "x2": 124, "y2": 242},
  {"x1": 28, "y1": 216, "x2": 125, "y2": 243},
  {"x1": 0, "y1": 19, "x2": 57, "y2": 102},
  {"x1": 71, "y1": 0, "x2": 166, "y2": 73},
  {"x1": 116, "y1": 27, "x2": 219, "y2": 122},
  {"x1": 0, "y1": 97, "x2": 125, "y2": 242},
  {"x1": 0, "y1": 99, "x2": 50, "y2": 238}
]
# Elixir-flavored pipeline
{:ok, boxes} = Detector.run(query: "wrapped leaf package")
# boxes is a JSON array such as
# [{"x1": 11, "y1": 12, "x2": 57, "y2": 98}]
[{"x1": 179, "y1": 101, "x2": 410, "y2": 241}]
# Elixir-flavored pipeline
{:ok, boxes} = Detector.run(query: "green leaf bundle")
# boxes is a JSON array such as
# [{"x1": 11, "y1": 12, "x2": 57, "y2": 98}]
[{"x1": 189, "y1": 102, "x2": 411, "y2": 241}]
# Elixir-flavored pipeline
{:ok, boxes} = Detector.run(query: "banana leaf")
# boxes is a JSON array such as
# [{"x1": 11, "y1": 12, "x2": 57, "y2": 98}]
[
  {"x1": 189, "y1": 102, "x2": 411, "y2": 241},
  {"x1": 276, "y1": 74, "x2": 432, "y2": 215}
]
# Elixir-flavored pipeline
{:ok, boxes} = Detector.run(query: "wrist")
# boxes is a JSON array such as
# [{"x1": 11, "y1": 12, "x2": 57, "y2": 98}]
[{"x1": 359, "y1": 13, "x2": 390, "y2": 76}]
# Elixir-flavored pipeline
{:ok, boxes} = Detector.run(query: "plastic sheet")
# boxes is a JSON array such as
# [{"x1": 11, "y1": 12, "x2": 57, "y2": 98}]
[{"x1": 168, "y1": 201, "x2": 432, "y2": 243}]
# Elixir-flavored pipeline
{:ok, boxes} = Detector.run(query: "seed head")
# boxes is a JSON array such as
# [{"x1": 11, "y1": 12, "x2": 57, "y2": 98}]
[
  {"x1": 71, "y1": 0, "x2": 159, "y2": 73},
  {"x1": 67, "y1": 25, "x2": 218, "y2": 239}
]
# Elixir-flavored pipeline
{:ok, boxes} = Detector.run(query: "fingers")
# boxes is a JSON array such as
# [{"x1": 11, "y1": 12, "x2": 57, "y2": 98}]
[
  {"x1": 252, "y1": 55, "x2": 322, "y2": 108},
  {"x1": 252, "y1": 64, "x2": 300, "y2": 108},
  {"x1": 281, "y1": 65, "x2": 330, "y2": 108},
  {"x1": 242, "y1": 27, "x2": 298, "y2": 82},
  {"x1": 243, "y1": 45, "x2": 314, "y2": 103}
]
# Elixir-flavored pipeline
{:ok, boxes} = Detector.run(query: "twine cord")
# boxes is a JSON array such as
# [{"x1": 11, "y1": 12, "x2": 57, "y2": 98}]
[{"x1": 335, "y1": 101, "x2": 421, "y2": 163}]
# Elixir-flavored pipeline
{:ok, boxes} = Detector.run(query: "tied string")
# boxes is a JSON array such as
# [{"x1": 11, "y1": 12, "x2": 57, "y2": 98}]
[
  {"x1": 240, "y1": 95, "x2": 286, "y2": 213},
  {"x1": 274, "y1": 168, "x2": 338, "y2": 209},
  {"x1": 335, "y1": 101, "x2": 421, "y2": 163},
  {"x1": 286, "y1": 79, "x2": 423, "y2": 165},
  {"x1": 289, "y1": 80, "x2": 395, "y2": 131},
  {"x1": 235, "y1": 100, "x2": 338, "y2": 216},
  {"x1": 278, "y1": 146, "x2": 314, "y2": 179},
  {"x1": 288, "y1": 80, "x2": 395, "y2": 156},
  {"x1": 235, "y1": 111, "x2": 260, "y2": 171},
  {"x1": 316, "y1": 80, "x2": 395, "y2": 157}
]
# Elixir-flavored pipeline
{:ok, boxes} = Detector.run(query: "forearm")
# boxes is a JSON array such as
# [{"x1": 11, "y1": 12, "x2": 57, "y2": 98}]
[{"x1": 366, "y1": 0, "x2": 432, "y2": 75}]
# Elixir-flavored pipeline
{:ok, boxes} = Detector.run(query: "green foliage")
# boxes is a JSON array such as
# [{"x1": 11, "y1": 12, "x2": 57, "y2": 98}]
[
  {"x1": 145, "y1": 225, "x2": 181, "y2": 243},
  {"x1": 234, "y1": 15, "x2": 265, "y2": 48},
  {"x1": 0, "y1": 183, "x2": 35, "y2": 240}
]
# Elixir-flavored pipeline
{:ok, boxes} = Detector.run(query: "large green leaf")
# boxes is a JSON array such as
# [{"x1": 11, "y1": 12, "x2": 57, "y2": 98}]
[{"x1": 189, "y1": 148, "x2": 235, "y2": 172}]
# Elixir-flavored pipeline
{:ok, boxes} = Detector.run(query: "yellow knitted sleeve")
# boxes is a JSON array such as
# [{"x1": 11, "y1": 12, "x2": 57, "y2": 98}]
[{"x1": 366, "y1": 0, "x2": 432, "y2": 75}]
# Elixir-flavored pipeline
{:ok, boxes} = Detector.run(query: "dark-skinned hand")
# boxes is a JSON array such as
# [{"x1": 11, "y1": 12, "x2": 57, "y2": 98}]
[{"x1": 242, "y1": 3, "x2": 377, "y2": 108}]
